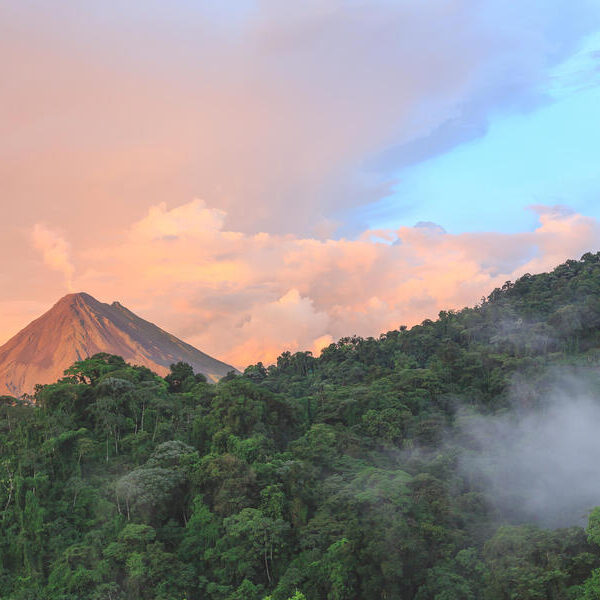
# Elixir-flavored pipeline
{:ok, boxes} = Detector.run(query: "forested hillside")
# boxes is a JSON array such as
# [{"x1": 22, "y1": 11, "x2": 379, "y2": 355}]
[{"x1": 4, "y1": 252, "x2": 600, "y2": 599}]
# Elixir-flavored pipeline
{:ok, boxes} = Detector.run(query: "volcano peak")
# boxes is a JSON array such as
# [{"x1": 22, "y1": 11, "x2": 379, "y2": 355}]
[{"x1": 0, "y1": 293, "x2": 235, "y2": 396}]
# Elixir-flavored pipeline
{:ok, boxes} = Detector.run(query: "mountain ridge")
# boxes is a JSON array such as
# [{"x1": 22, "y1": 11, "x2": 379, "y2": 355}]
[{"x1": 0, "y1": 292, "x2": 235, "y2": 396}]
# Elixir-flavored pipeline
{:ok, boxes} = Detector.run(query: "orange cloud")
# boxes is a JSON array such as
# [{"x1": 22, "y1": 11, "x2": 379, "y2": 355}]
[{"x1": 58, "y1": 201, "x2": 599, "y2": 369}]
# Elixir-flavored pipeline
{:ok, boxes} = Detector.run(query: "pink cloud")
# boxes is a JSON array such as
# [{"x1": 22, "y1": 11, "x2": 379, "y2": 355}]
[
  {"x1": 1, "y1": 0, "x2": 596, "y2": 253},
  {"x1": 43, "y1": 200, "x2": 597, "y2": 369}
]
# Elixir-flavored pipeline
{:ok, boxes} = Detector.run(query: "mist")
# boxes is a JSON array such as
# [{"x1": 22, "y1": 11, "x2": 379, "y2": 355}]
[{"x1": 458, "y1": 370, "x2": 600, "y2": 528}]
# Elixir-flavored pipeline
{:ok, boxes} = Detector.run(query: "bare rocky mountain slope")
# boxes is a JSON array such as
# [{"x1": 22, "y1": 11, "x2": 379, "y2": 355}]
[{"x1": 0, "y1": 292, "x2": 236, "y2": 396}]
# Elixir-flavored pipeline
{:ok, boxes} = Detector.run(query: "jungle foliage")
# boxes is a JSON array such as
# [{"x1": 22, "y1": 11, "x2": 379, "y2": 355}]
[{"x1": 4, "y1": 253, "x2": 600, "y2": 599}]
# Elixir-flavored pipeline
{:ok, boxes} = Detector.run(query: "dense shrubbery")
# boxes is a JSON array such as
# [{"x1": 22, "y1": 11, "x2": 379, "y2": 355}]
[{"x1": 3, "y1": 253, "x2": 600, "y2": 598}]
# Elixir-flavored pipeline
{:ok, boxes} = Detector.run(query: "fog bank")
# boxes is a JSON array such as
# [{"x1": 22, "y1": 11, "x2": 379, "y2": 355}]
[{"x1": 459, "y1": 372, "x2": 600, "y2": 528}]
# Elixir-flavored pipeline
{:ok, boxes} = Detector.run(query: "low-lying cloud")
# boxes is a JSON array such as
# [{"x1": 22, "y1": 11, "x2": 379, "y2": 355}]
[{"x1": 459, "y1": 371, "x2": 600, "y2": 527}]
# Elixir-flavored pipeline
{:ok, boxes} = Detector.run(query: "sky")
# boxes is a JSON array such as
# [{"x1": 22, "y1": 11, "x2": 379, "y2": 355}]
[{"x1": 2, "y1": 0, "x2": 600, "y2": 368}]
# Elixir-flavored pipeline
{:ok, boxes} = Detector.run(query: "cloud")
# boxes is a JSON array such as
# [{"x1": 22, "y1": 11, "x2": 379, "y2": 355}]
[
  {"x1": 1, "y1": 0, "x2": 598, "y2": 243},
  {"x1": 459, "y1": 372, "x2": 600, "y2": 527},
  {"x1": 31, "y1": 224, "x2": 75, "y2": 291},
  {"x1": 2, "y1": 3, "x2": 600, "y2": 367},
  {"x1": 66, "y1": 200, "x2": 600, "y2": 369}
]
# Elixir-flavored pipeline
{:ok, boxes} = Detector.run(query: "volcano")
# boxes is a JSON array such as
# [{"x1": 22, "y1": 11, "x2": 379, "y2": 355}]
[{"x1": 0, "y1": 292, "x2": 236, "y2": 396}]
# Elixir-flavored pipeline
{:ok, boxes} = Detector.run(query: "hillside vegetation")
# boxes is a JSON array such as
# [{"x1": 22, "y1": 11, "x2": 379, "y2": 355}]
[{"x1": 4, "y1": 253, "x2": 600, "y2": 599}]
